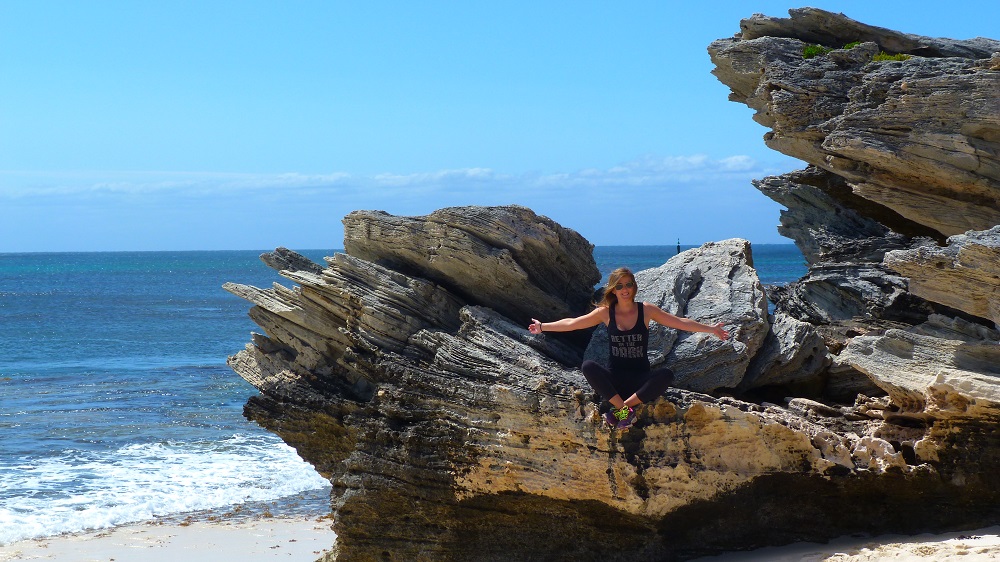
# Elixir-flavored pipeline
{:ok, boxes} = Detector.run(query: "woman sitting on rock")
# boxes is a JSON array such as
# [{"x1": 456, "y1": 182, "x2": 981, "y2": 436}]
[{"x1": 528, "y1": 267, "x2": 729, "y2": 430}]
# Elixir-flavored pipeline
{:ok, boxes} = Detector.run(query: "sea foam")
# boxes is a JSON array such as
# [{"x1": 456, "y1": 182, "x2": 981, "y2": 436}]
[{"x1": 0, "y1": 433, "x2": 329, "y2": 545}]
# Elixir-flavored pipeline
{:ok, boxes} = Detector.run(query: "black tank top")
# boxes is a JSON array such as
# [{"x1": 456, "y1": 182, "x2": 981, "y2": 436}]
[{"x1": 608, "y1": 302, "x2": 651, "y2": 372}]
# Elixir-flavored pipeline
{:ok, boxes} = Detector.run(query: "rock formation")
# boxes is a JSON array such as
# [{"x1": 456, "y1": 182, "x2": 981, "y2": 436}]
[
  {"x1": 709, "y1": 7, "x2": 999, "y2": 399},
  {"x1": 709, "y1": 8, "x2": 1000, "y2": 238},
  {"x1": 225, "y1": 8, "x2": 1000, "y2": 562}
]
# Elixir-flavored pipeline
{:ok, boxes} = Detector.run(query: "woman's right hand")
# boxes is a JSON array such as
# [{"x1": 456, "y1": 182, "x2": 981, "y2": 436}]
[{"x1": 528, "y1": 318, "x2": 543, "y2": 334}]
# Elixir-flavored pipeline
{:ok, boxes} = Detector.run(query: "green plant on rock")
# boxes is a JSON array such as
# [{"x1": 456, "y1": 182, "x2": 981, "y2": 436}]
[
  {"x1": 803, "y1": 44, "x2": 833, "y2": 59},
  {"x1": 873, "y1": 51, "x2": 911, "y2": 61},
  {"x1": 843, "y1": 41, "x2": 862, "y2": 49}
]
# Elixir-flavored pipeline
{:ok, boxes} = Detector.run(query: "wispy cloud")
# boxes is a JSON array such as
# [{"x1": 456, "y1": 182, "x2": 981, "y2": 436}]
[
  {"x1": 0, "y1": 170, "x2": 357, "y2": 198},
  {"x1": 0, "y1": 154, "x2": 782, "y2": 202},
  {"x1": 1, "y1": 154, "x2": 804, "y2": 251}
]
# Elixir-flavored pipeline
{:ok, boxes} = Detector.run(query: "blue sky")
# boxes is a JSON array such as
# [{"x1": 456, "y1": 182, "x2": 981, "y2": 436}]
[{"x1": 2, "y1": 1, "x2": 997, "y2": 252}]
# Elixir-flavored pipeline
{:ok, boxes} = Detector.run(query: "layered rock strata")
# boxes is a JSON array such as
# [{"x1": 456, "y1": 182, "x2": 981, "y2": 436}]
[
  {"x1": 885, "y1": 226, "x2": 1000, "y2": 326},
  {"x1": 225, "y1": 8, "x2": 1000, "y2": 562},
  {"x1": 709, "y1": 8, "x2": 999, "y2": 397},
  {"x1": 709, "y1": 7, "x2": 1000, "y2": 238}
]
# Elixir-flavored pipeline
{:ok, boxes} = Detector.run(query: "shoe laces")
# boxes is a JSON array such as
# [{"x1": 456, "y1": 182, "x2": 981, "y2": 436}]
[{"x1": 613, "y1": 406, "x2": 632, "y2": 421}]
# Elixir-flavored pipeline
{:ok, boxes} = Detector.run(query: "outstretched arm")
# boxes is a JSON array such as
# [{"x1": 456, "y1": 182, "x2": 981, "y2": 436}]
[
  {"x1": 644, "y1": 303, "x2": 730, "y2": 340},
  {"x1": 528, "y1": 307, "x2": 608, "y2": 334}
]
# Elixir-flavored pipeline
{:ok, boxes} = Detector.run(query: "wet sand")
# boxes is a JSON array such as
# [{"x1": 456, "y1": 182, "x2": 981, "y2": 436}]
[{"x1": 0, "y1": 516, "x2": 337, "y2": 562}]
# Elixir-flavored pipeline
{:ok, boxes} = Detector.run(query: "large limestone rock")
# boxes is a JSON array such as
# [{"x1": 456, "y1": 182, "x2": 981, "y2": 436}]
[
  {"x1": 222, "y1": 9, "x2": 1000, "y2": 562},
  {"x1": 711, "y1": 7, "x2": 1000, "y2": 399},
  {"x1": 841, "y1": 315, "x2": 1000, "y2": 417},
  {"x1": 227, "y1": 207, "x2": 1000, "y2": 561},
  {"x1": 639, "y1": 239, "x2": 769, "y2": 391}
]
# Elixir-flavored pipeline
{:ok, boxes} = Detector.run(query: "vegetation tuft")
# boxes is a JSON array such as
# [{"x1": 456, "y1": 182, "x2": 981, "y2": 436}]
[
  {"x1": 803, "y1": 42, "x2": 868, "y2": 59},
  {"x1": 873, "y1": 51, "x2": 912, "y2": 61},
  {"x1": 804, "y1": 41, "x2": 912, "y2": 62},
  {"x1": 803, "y1": 44, "x2": 833, "y2": 59}
]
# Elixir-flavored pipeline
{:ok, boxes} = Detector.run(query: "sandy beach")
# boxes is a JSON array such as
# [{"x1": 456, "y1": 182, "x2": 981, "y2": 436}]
[
  {"x1": 691, "y1": 525, "x2": 1000, "y2": 561},
  {"x1": 0, "y1": 517, "x2": 337, "y2": 562},
  {"x1": 5, "y1": 522, "x2": 1000, "y2": 562}
]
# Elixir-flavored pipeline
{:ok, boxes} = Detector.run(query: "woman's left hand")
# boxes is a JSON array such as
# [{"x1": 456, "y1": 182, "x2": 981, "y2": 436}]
[{"x1": 712, "y1": 322, "x2": 730, "y2": 340}]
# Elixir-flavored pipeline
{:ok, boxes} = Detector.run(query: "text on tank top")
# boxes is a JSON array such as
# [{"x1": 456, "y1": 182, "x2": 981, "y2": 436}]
[{"x1": 608, "y1": 302, "x2": 651, "y2": 372}]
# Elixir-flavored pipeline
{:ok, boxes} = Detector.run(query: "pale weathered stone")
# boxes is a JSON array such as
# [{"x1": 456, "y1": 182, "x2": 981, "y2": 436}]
[
  {"x1": 639, "y1": 239, "x2": 770, "y2": 391},
  {"x1": 885, "y1": 226, "x2": 1000, "y2": 326},
  {"x1": 740, "y1": 312, "x2": 831, "y2": 392},
  {"x1": 342, "y1": 205, "x2": 600, "y2": 323},
  {"x1": 841, "y1": 315, "x2": 1000, "y2": 415}
]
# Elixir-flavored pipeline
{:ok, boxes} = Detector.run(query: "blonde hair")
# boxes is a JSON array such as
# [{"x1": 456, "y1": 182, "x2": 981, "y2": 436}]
[{"x1": 595, "y1": 267, "x2": 636, "y2": 309}]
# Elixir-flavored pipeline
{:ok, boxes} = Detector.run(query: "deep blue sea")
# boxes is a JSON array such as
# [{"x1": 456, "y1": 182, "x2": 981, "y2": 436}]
[{"x1": 0, "y1": 244, "x2": 805, "y2": 545}]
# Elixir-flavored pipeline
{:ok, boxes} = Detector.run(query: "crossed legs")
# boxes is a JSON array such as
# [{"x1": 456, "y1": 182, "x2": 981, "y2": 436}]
[{"x1": 580, "y1": 360, "x2": 675, "y2": 409}]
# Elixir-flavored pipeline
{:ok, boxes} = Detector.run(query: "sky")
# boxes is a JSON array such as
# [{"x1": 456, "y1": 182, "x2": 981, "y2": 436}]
[{"x1": 2, "y1": 1, "x2": 997, "y2": 252}]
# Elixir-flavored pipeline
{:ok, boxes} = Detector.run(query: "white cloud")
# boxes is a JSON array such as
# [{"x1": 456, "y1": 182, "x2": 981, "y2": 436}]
[
  {"x1": 1, "y1": 154, "x2": 804, "y2": 251},
  {"x1": 0, "y1": 170, "x2": 356, "y2": 199},
  {"x1": 530, "y1": 154, "x2": 765, "y2": 188},
  {"x1": 0, "y1": 154, "x2": 773, "y2": 202}
]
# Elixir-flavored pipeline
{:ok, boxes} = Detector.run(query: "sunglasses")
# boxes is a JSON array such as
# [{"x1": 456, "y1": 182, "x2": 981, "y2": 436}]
[{"x1": 614, "y1": 281, "x2": 635, "y2": 290}]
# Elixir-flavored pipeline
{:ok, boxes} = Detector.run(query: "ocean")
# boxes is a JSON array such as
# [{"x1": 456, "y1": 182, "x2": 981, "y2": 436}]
[{"x1": 0, "y1": 244, "x2": 805, "y2": 545}]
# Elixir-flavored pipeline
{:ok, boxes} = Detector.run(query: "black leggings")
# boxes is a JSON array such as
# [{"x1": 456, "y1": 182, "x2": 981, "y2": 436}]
[{"x1": 580, "y1": 360, "x2": 675, "y2": 404}]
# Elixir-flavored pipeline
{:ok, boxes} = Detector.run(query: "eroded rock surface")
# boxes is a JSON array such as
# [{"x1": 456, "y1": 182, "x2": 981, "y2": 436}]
[
  {"x1": 710, "y1": 7, "x2": 999, "y2": 402},
  {"x1": 885, "y1": 226, "x2": 1000, "y2": 326},
  {"x1": 342, "y1": 206, "x2": 599, "y2": 323},
  {"x1": 842, "y1": 315, "x2": 1000, "y2": 415}
]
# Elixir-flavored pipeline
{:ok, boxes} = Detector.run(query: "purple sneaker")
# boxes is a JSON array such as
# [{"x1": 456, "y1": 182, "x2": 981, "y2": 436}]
[
  {"x1": 616, "y1": 407, "x2": 637, "y2": 430},
  {"x1": 603, "y1": 410, "x2": 619, "y2": 428}
]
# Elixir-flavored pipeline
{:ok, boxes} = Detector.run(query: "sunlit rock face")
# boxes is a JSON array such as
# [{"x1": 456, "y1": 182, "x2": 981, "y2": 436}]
[
  {"x1": 225, "y1": 9, "x2": 1000, "y2": 562},
  {"x1": 884, "y1": 226, "x2": 1000, "y2": 327}
]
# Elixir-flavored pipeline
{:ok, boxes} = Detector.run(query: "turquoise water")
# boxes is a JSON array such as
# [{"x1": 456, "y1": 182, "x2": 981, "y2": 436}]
[
  {"x1": 0, "y1": 250, "x2": 337, "y2": 544},
  {"x1": 0, "y1": 245, "x2": 804, "y2": 544}
]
